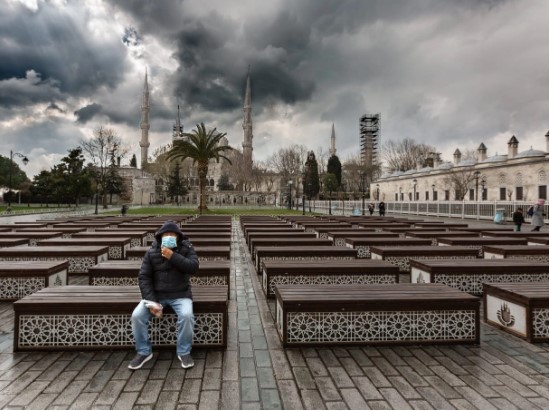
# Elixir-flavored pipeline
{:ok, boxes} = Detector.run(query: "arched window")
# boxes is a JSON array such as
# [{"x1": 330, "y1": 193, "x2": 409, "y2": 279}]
[
  {"x1": 514, "y1": 173, "x2": 522, "y2": 186},
  {"x1": 498, "y1": 173, "x2": 507, "y2": 186},
  {"x1": 210, "y1": 178, "x2": 215, "y2": 187},
  {"x1": 538, "y1": 169, "x2": 547, "y2": 182}
]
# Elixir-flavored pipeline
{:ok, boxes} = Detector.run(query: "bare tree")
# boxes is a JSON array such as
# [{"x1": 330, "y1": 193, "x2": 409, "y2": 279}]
[
  {"x1": 381, "y1": 138, "x2": 436, "y2": 173},
  {"x1": 81, "y1": 126, "x2": 128, "y2": 211},
  {"x1": 266, "y1": 144, "x2": 308, "y2": 200},
  {"x1": 224, "y1": 149, "x2": 252, "y2": 191},
  {"x1": 442, "y1": 167, "x2": 477, "y2": 200}
]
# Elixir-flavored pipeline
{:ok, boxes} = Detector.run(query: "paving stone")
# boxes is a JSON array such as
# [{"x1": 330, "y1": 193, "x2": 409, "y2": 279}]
[
  {"x1": 286, "y1": 349, "x2": 306, "y2": 366},
  {"x1": 113, "y1": 391, "x2": 140, "y2": 409},
  {"x1": 69, "y1": 392, "x2": 99, "y2": 410},
  {"x1": 257, "y1": 367, "x2": 277, "y2": 389},
  {"x1": 260, "y1": 388, "x2": 282, "y2": 410},
  {"x1": 178, "y1": 379, "x2": 201, "y2": 404},
  {"x1": 515, "y1": 355, "x2": 550, "y2": 374},
  {"x1": 65, "y1": 353, "x2": 94, "y2": 372},
  {"x1": 493, "y1": 372, "x2": 539, "y2": 398},
  {"x1": 75, "y1": 360, "x2": 104, "y2": 381},
  {"x1": 459, "y1": 375, "x2": 500, "y2": 397},
  {"x1": 347, "y1": 349, "x2": 374, "y2": 367},
  {"x1": 161, "y1": 369, "x2": 185, "y2": 391},
  {"x1": 241, "y1": 377, "x2": 260, "y2": 402},
  {"x1": 325, "y1": 401, "x2": 348, "y2": 409},
  {"x1": 36, "y1": 360, "x2": 71, "y2": 381},
  {"x1": 240, "y1": 357, "x2": 256, "y2": 378},
  {"x1": 361, "y1": 366, "x2": 392, "y2": 388},
  {"x1": 332, "y1": 347, "x2": 351, "y2": 358},
  {"x1": 0, "y1": 361, "x2": 33, "y2": 381},
  {"x1": 83, "y1": 370, "x2": 115, "y2": 393},
  {"x1": 327, "y1": 366, "x2": 354, "y2": 388},
  {"x1": 241, "y1": 401, "x2": 261, "y2": 410},
  {"x1": 135, "y1": 379, "x2": 163, "y2": 405},
  {"x1": 410, "y1": 348, "x2": 439, "y2": 366},
  {"x1": 449, "y1": 398, "x2": 476, "y2": 409},
  {"x1": 529, "y1": 383, "x2": 550, "y2": 399},
  {"x1": 488, "y1": 396, "x2": 520, "y2": 410},
  {"x1": 270, "y1": 349, "x2": 293, "y2": 380},
  {"x1": 205, "y1": 351, "x2": 223, "y2": 369},
  {"x1": 433, "y1": 356, "x2": 469, "y2": 376},
  {"x1": 254, "y1": 349, "x2": 272, "y2": 367},
  {"x1": 495, "y1": 363, "x2": 540, "y2": 385},
  {"x1": 222, "y1": 350, "x2": 239, "y2": 381},
  {"x1": 352, "y1": 376, "x2": 383, "y2": 400},
  {"x1": 43, "y1": 370, "x2": 80, "y2": 394},
  {"x1": 318, "y1": 349, "x2": 340, "y2": 367},
  {"x1": 403, "y1": 357, "x2": 435, "y2": 377},
  {"x1": 94, "y1": 379, "x2": 126, "y2": 405},
  {"x1": 340, "y1": 387, "x2": 369, "y2": 410},
  {"x1": 220, "y1": 380, "x2": 240, "y2": 410},
  {"x1": 379, "y1": 347, "x2": 408, "y2": 366},
  {"x1": 198, "y1": 390, "x2": 220, "y2": 410},
  {"x1": 424, "y1": 375, "x2": 462, "y2": 399},
  {"x1": 396, "y1": 366, "x2": 429, "y2": 388},
  {"x1": 429, "y1": 365, "x2": 467, "y2": 387},
  {"x1": 29, "y1": 352, "x2": 62, "y2": 371},
  {"x1": 2, "y1": 370, "x2": 41, "y2": 394},
  {"x1": 528, "y1": 396, "x2": 549, "y2": 409},
  {"x1": 301, "y1": 389, "x2": 326, "y2": 410},
  {"x1": 338, "y1": 357, "x2": 363, "y2": 377},
  {"x1": 26, "y1": 393, "x2": 57, "y2": 410},
  {"x1": 388, "y1": 376, "x2": 422, "y2": 399},
  {"x1": 0, "y1": 394, "x2": 16, "y2": 409},
  {"x1": 409, "y1": 399, "x2": 433, "y2": 410},
  {"x1": 372, "y1": 356, "x2": 400, "y2": 376},
  {"x1": 7, "y1": 382, "x2": 49, "y2": 407},
  {"x1": 202, "y1": 367, "x2": 222, "y2": 390},
  {"x1": 124, "y1": 369, "x2": 151, "y2": 392},
  {"x1": 252, "y1": 335, "x2": 268, "y2": 350},
  {"x1": 455, "y1": 385, "x2": 499, "y2": 409},
  {"x1": 362, "y1": 346, "x2": 382, "y2": 357},
  {"x1": 314, "y1": 377, "x2": 342, "y2": 401},
  {"x1": 238, "y1": 330, "x2": 251, "y2": 343},
  {"x1": 293, "y1": 366, "x2": 316, "y2": 390},
  {"x1": 461, "y1": 365, "x2": 505, "y2": 386},
  {"x1": 367, "y1": 400, "x2": 392, "y2": 410},
  {"x1": 149, "y1": 359, "x2": 171, "y2": 379},
  {"x1": 306, "y1": 357, "x2": 329, "y2": 377},
  {"x1": 154, "y1": 391, "x2": 179, "y2": 409},
  {"x1": 416, "y1": 387, "x2": 453, "y2": 410},
  {"x1": 100, "y1": 351, "x2": 128, "y2": 371},
  {"x1": 277, "y1": 380, "x2": 303, "y2": 409},
  {"x1": 497, "y1": 386, "x2": 543, "y2": 410}
]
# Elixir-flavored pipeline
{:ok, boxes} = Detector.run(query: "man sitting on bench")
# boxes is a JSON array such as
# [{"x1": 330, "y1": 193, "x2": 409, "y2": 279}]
[{"x1": 129, "y1": 221, "x2": 199, "y2": 370}]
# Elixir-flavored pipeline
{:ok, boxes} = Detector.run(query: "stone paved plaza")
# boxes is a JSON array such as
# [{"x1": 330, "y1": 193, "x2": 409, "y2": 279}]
[{"x1": 0, "y1": 214, "x2": 548, "y2": 410}]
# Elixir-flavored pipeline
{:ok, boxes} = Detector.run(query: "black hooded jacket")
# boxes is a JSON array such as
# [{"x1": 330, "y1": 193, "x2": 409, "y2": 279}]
[{"x1": 138, "y1": 220, "x2": 199, "y2": 302}]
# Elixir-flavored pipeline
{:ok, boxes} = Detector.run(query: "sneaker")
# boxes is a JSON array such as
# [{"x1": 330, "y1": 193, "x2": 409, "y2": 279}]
[
  {"x1": 178, "y1": 354, "x2": 194, "y2": 369},
  {"x1": 128, "y1": 353, "x2": 153, "y2": 370}
]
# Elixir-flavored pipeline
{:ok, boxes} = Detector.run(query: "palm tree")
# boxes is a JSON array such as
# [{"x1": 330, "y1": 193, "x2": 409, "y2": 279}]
[{"x1": 166, "y1": 123, "x2": 232, "y2": 213}]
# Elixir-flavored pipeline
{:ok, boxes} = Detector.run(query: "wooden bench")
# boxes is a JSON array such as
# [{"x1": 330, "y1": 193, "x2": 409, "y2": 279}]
[
  {"x1": 410, "y1": 259, "x2": 549, "y2": 295},
  {"x1": 255, "y1": 246, "x2": 357, "y2": 273},
  {"x1": 414, "y1": 223, "x2": 469, "y2": 229},
  {"x1": 370, "y1": 246, "x2": 479, "y2": 272},
  {"x1": 0, "y1": 246, "x2": 109, "y2": 274},
  {"x1": 327, "y1": 231, "x2": 399, "y2": 246},
  {"x1": 0, "y1": 231, "x2": 64, "y2": 246},
  {"x1": 405, "y1": 231, "x2": 479, "y2": 246},
  {"x1": 245, "y1": 228, "x2": 306, "y2": 245},
  {"x1": 344, "y1": 237, "x2": 432, "y2": 258},
  {"x1": 88, "y1": 260, "x2": 231, "y2": 294},
  {"x1": 261, "y1": 260, "x2": 399, "y2": 298},
  {"x1": 13, "y1": 227, "x2": 86, "y2": 238},
  {"x1": 483, "y1": 245, "x2": 549, "y2": 264},
  {"x1": 13, "y1": 285, "x2": 228, "y2": 351},
  {"x1": 483, "y1": 282, "x2": 548, "y2": 343},
  {"x1": 0, "y1": 261, "x2": 69, "y2": 301},
  {"x1": 437, "y1": 237, "x2": 528, "y2": 257},
  {"x1": 249, "y1": 238, "x2": 333, "y2": 261},
  {"x1": 72, "y1": 231, "x2": 147, "y2": 247},
  {"x1": 127, "y1": 246, "x2": 230, "y2": 261},
  {"x1": 384, "y1": 227, "x2": 447, "y2": 238},
  {"x1": 36, "y1": 237, "x2": 131, "y2": 260},
  {"x1": 274, "y1": 284, "x2": 480, "y2": 346},
  {"x1": 527, "y1": 237, "x2": 549, "y2": 246},
  {"x1": 0, "y1": 238, "x2": 29, "y2": 248},
  {"x1": 480, "y1": 231, "x2": 549, "y2": 239},
  {"x1": 247, "y1": 232, "x2": 317, "y2": 252},
  {"x1": 52, "y1": 222, "x2": 112, "y2": 232},
  {"x1": 313, "y1": 227, "x2": 376, "y2": 240}
]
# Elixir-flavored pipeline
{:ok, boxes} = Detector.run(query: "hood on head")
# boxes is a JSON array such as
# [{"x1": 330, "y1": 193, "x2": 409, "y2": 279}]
[{"x1": 155, "y1": 220, "x2": 185, "y2": 244}]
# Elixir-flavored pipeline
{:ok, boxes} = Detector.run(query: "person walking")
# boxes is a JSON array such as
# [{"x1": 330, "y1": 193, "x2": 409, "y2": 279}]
[
  {"x1": 512, "y1": 207, "x2": 525, "y2": 232},
  {"x1": 367, "y1": 203, "x2": 374, "y2": 215},
  {"x1": 378, "y1": 201, "x2": 386, "y2": 217},
  {"x1": 530, "y1": 199, "x2": 546, "y2": 232},
  {"x1": 129, "y1": 220, "x2": 199, "y2": 370}
]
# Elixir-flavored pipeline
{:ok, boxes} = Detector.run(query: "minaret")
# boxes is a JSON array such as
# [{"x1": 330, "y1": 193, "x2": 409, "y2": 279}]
[
  {"x1": 242, "y1": 68, "x2": 253, "y2": 172},
  {"x1": 329, "y1": 123, "x2": 337, "y2": 157},
  {"x1": 173, "y1": 104, "x2": 184, "y2": 141},
  {"x1": 139, "y1": 70, "x2": 150, "y2": 169}
]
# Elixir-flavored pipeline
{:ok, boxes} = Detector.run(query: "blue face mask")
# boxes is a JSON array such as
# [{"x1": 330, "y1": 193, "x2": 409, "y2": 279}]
[{"x1": 161, "y1": 236, "x2": 177, "y2": 249}]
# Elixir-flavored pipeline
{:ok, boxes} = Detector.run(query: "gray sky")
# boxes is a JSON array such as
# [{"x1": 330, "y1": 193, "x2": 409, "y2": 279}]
[{"x1": 0, "y1": 0, "x2": 548, "y2": 179}]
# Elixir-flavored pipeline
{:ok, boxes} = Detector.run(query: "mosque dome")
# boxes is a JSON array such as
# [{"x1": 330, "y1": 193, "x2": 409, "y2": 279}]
[
  {"x1": 515, "y1": 147, "x2": 546, "y2": 158},
  {"x1": 482, "y1": 154, "x2": 508, "y2": 163}
]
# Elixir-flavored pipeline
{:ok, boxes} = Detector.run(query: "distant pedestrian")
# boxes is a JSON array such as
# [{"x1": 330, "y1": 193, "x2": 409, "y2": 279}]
[
  {"x1": 530, "y1": 199, "x2": 546, "y2": 232},
  {"x1": 367, "y1": 203, "x2": 374, "y2": 215},
  {"x1": 512, "y1": 207, "x2": 525, "y2": 232},
  {"x1": 378, "y1": 201, "x2": 386, "y2": 217},
  {"x1": 121, "y1": 204, "x2": 128, "y2": 216}
]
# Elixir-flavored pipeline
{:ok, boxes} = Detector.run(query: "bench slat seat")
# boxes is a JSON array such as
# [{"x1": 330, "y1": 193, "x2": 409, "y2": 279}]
[
  {"x1": 327, "y1": 231, "x2": 400, "y2": 246},
  {"x1": 483, "y1": 282, "x2": 548, "y2": 342},
  {"x1": 127, "y1": 246, "x2": 230, "y2": 261},
  {"x1": 72, "y1": 231, "x2": 147, "y2": 247},
  {"x1": 36, "y1": 237, "x2": 131, "y2": 260},
  {"x1": 527, "y1": 237, "x2": 549, "y2": 245},
  {"x1": 438, "y1": 237, "x2": 528, "y2": 257},
  {"x1": 0, "y1": 261, "x2": 69, "y2": 301},
  {"x1": 0, "y1": 238, "x2": 29, "y2": 248},
  {"x1": 405, "y1": 231, "x2": 479, "y2": 245},
  {"x1": 483, "y1": 245, "x2": 549, "y2": 263},
  {"x1": 14, "y1": 285, "x2": 228, "y2": 350},
  {"x1": 410, "y1": 259, "x2": 549, "y2": 295},
  {"x1": 370, "y1": 246, "x2": 479, "y2": 272},
  {"x1": 345, "y1": 237, "x2": 433, "y2": 258},
  {"x1": 255, "y1": 246, "x2": 357, "y2": 272},
  {"x1": 0, "y1": 246, "x2": 109, "y2": 274},
  {"x1": 250, "y1": 238, "x2": 333, "y2": 260},
  {"x1": 275, "y1": 284, "x2": 480, "y2": 346},
  {"x1": 0, "y1": 232, "x2": 64, "y2": 246},
  {"x1": 262, "y1": 260, "x2": 399, "y2": 298}
]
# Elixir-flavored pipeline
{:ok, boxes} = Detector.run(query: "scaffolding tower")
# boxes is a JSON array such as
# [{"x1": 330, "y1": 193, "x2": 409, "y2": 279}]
[{"x1": 360, "y1": 113, "x2": 381, "y2": 178}]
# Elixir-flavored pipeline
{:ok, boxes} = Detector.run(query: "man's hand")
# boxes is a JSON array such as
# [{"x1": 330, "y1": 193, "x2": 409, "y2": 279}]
[{"x1": 161, "y1": 246, "x2": 174, "y2": 260}]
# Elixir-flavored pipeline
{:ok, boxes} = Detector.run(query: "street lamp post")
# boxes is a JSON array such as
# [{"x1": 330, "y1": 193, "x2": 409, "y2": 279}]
[
  {"x1": 376, "y1": 184, "x2": 380, "y2": 201},
  {"x1": 7, "y1": 150, "x2": 29, "y2": 208},
  {"x1": 431, "y1": 184, "x2": 435, "y2": 201},
  {"x1": 474, "y1": 171, "x2": 480, "y2": 201},
  {"x1": 288, "y1": 180, "x2": 292, "y2": 210},
  {"x1": 481, "y1": 178, "x2": 486, "y2": 201},
  {"x1": 413, "y1": 179, "x2": 417, "y2": 201},
  {"x1": 360, "y1": 172, "x2": 366, "y2": 216}
]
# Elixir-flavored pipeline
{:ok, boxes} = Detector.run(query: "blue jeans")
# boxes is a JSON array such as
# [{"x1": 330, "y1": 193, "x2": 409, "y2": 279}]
[{"x1": 131, "y1": 298, "x2": 194, "y2": 357}]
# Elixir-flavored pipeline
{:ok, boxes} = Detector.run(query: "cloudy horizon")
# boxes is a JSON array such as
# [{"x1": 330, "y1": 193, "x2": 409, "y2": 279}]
[{"x1": 0, "y1": 0, "x2": 548, "y2": 180}]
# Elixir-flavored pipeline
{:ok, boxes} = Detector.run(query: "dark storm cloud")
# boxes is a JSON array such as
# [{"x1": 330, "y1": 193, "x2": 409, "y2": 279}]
[
  {"x1": 0, "y1": 70, "x2": 64, "y2": 108},
  {"x1": 0, "y1": 1, "x2": 128, "y2": 100},
  {"x1": 74, "y1": 103, "x2": 103, "y2": 123}
]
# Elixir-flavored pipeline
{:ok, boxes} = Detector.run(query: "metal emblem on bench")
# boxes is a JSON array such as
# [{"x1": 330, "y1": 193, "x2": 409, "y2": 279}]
[
  {"x1": 497, "y1": 303, "x2": 515, "y2": 327},
  {"x1": 416, "y1": 273, "x2": 425, "y2": 283}
]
